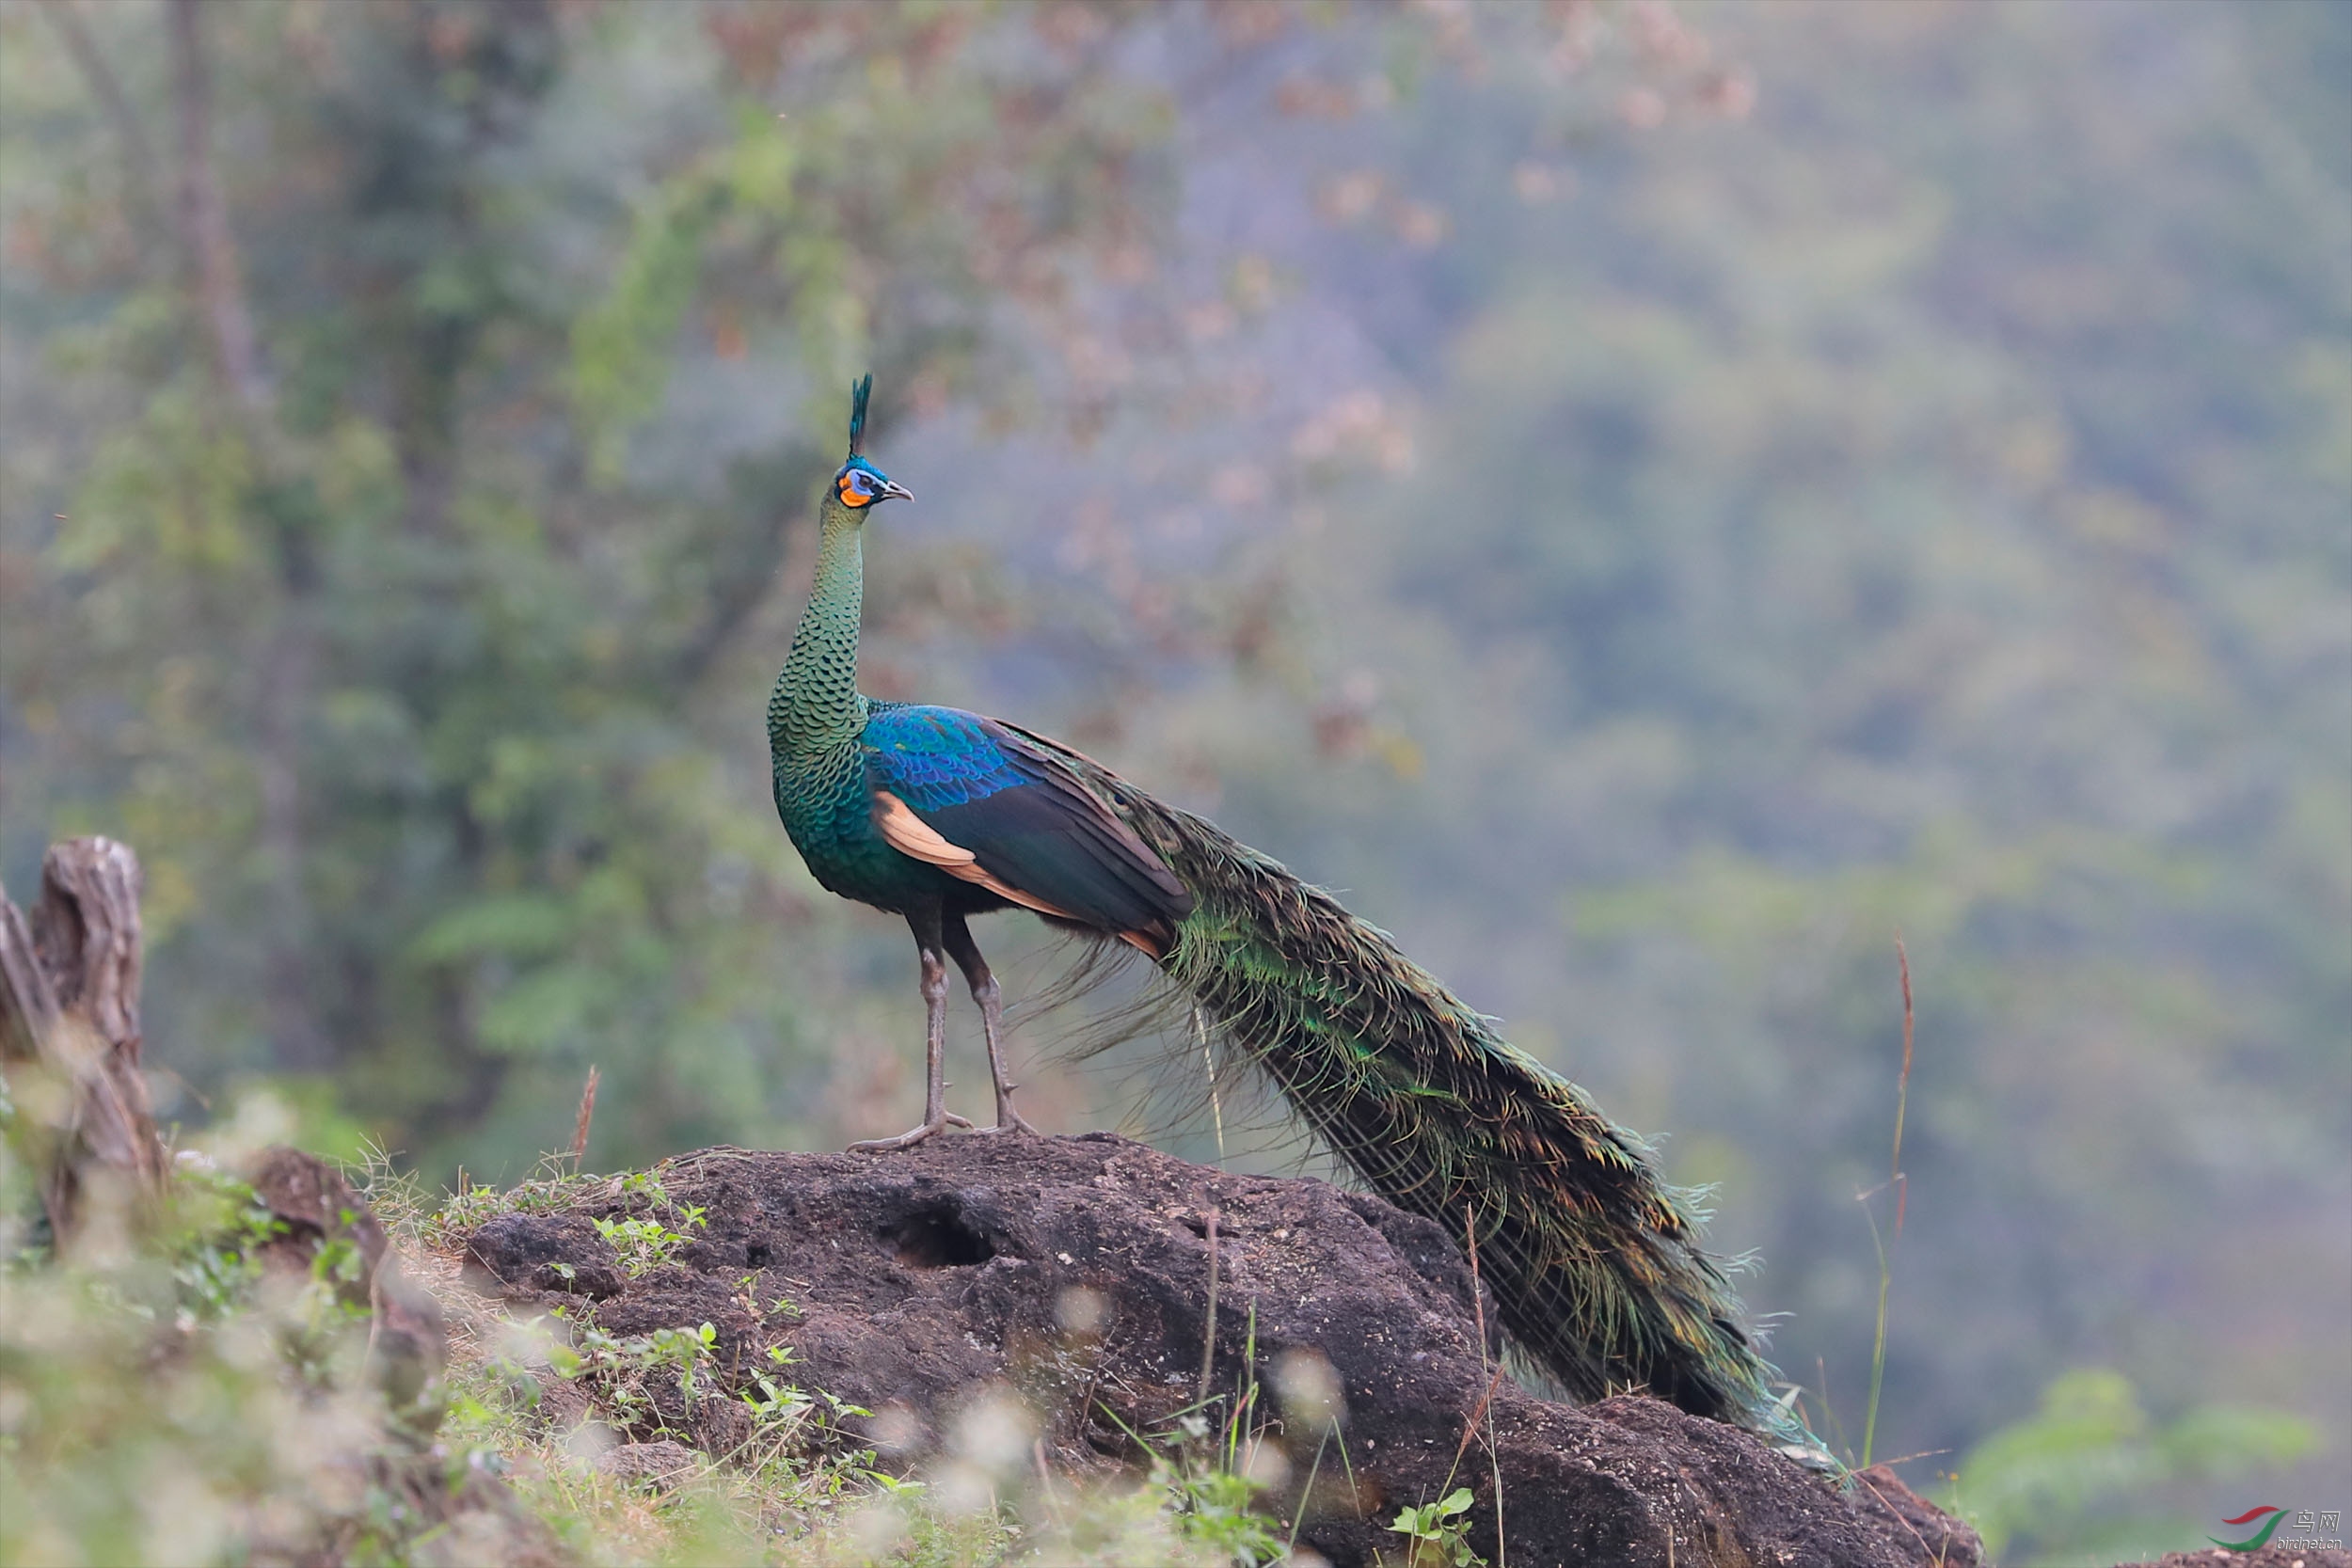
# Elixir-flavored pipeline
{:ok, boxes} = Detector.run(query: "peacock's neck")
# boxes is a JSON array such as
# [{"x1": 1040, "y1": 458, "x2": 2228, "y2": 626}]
[{"x1": 770, "y1": 499, "x2": 868, "y2": 763}]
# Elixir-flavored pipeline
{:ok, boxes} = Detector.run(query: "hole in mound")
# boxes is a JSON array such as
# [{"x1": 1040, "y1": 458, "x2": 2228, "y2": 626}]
[
  {"x1": 886, "y1": 1205, "x2": 995, "y2": 1269},
  {"x1": 745, "y1": 1242, "x2": 773, "y2": 1268}
]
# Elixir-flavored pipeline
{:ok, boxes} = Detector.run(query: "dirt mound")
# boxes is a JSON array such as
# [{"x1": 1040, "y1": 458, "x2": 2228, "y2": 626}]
[
  {"x1": 2129, "y1": 1550, "x2": 2352, "y2": 1568},
  {"x1": 457, "y1": 1132, "x2": 1977, "y2": 1567}
]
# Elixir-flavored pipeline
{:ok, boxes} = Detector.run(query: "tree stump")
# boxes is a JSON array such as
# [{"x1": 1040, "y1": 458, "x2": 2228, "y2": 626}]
[{"x1": 0, "y1": 836, "x2": 167, "y2": 1245}]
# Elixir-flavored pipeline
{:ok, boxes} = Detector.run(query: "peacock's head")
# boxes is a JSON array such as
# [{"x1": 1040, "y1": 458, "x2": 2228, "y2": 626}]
[
  {"x1": 833, "y1": 373, "x2": 912, "y2": 513},
  {"x1": 833, "y1": 455, "x2": 911, "y2": 511}
]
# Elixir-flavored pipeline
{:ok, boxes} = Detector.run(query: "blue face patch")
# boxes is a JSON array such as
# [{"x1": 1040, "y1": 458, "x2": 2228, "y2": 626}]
[{"x1": 835, "y1": 456, "x2": 896, "y2": 509}]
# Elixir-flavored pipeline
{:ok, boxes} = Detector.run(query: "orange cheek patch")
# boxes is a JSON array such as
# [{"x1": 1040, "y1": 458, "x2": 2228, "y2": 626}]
[{"x1": 837, "y1": 479, "x2": 869, "y2": 507}]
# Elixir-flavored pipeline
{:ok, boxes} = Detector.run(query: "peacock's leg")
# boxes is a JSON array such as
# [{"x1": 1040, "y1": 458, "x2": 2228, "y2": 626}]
[
  {"x1": 944, "y1": 913, "x2": 1038, "y2": 1135},
  {"x1": 850, "y1": 912, "x2": 974, "y2": 1152}
]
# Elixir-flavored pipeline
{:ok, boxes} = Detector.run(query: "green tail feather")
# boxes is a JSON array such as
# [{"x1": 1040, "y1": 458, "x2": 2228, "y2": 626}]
[{"x1": 1008, "y1": 726, "x2": 1809, "y2": 1440}]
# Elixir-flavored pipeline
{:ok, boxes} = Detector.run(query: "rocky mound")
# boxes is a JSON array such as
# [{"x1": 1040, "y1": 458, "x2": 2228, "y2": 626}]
[
  {"x1": 2140, "y1": 1552, "x2": 2352, "y2": 1568},
  {"x1": 457, "y1": 1132, "x2": 1979, "y2": 1567}
]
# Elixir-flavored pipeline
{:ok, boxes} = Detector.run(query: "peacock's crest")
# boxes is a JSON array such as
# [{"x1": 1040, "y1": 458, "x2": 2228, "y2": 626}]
[
  {"x1": 834, "y1": 373, "x2": 911, "y2": 510},
  {"x1": 847, "y1": 372, "x2": 873, "y2": 457}
]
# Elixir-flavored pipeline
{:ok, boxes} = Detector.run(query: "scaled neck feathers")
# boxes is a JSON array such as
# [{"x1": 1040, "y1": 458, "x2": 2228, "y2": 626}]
[{"x1": 770, "y1": 493, "x2": 867, "y2": 761}]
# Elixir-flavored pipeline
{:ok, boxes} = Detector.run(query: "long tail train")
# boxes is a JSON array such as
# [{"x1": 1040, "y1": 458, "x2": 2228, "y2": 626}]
[{"x1": 1008, "y1": 722, "x2": 1799, "y2": 1437}]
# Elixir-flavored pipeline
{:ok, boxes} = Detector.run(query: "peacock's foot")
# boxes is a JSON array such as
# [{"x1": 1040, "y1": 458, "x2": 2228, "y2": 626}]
[
  {"x1": 969, "y1": 1103, "x2": 1040, "y2": 1136},
  {"x1": 848, "y1": 1110, "x2": 974, "y2": 1153}
]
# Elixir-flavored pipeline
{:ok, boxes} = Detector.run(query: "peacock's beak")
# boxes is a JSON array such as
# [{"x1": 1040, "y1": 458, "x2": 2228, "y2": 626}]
[{"x1": 879, "y1": 479, "x2": 914, "y2": 503}]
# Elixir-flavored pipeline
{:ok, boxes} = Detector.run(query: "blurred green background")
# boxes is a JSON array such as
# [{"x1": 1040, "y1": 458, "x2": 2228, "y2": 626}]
[{"x1": 3, "y1": 2, "x2": 2344, "y2": 1560}]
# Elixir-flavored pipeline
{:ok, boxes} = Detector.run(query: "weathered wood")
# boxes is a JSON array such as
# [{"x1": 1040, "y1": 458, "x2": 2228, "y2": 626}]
[
  {"x1": 0, "y1": 836, "x2": 167, "y2": 1243},
  {"x1": 0, "y1": 894, "x2": 63, "y2": 1061},
  {"x1": 246, "y1": 1146, "x2": 448, "y2": 1433}
]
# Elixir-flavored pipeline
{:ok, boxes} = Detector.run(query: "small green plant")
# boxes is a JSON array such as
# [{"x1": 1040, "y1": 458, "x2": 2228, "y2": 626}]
[
  {"x1": 1102, "y1": 1387, "x2": 1288, "y2": 1565},
  {"x1": 1155, "y1": 1451, "x2": 1286, "y2": 1565},
  {"x1": 167, "y1": 1170, "x2": 286, "y2": 1320},
  {"x1": 740, "y1": 1342, "x2": 817, "y2": 1430},
  {"x1": 1152, "y1": 1298, "x2": 1293, "y2": 1566},
  {"x1": 735, "y1": 1269, "x2": 800, "y2": 1322},
  {"x1": 545, "y1": 1314, "x2": 719, "y2": 1433},
  {"x1": 592, "y1": 1203, "x2": 707, "y2": 1277},
  {"x1": 368, "y1": 1147, "x2": 659, "y2": 1253},
  {"x1": 1390, "y1": 1487, "x2": 1486, "y2": 1567}
]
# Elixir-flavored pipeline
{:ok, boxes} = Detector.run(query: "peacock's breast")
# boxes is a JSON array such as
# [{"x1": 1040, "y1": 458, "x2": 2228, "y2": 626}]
[{"x1": 772, "y1": 742, "x2": 910, "y2": 908}]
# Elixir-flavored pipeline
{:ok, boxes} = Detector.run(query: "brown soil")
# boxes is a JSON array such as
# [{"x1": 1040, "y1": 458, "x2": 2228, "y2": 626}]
[
  {"x1": 2128, "y1": 1548, "x2": 2352, "y2": 1568},
  {"x1": 457, "y1": 1132, "x2": 1979, "y2": 1567}
]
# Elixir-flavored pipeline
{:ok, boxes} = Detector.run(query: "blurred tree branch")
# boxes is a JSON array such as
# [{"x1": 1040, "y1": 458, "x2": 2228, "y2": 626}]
[
  {"x1": 167, "y1": 0, "x2": 267, "y2": 418},
  {"x1": 167, "y1": 0, "x2": 327, "y2": 1072},
  {"x1": 0, "y1": 840, "x2": 167, "y2": 1250},
  {"x1": 36, "y1": 0, "x2": 165, "y2": 244}
]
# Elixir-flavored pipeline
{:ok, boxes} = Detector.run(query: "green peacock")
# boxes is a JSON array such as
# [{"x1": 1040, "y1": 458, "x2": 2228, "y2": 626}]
[{"x1": 771, "y1": 375, "x2": 1799, "y2": 1437}]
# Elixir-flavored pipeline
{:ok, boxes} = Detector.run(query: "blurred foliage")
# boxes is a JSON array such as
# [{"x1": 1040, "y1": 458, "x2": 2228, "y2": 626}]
[
  {"x1": 1947, "y1": 1368, "x2": 2315, "y2": 1564},
  {"x1": 0, "y1": 1124, "x2": 1249, "y2": 1566},
  {"x1": 0, "y1": 1142, "x2": 458, "y2": 1564},
  {"x1": 1, "y1": 0, "x2": 2345, "y2": 1526},
  {"x1": 1133, "y1": 0, "x2": 2350, "y2": 1502},
  {"x1": 1, "y1": 0, "x2": 1202, "y2": 1174}
]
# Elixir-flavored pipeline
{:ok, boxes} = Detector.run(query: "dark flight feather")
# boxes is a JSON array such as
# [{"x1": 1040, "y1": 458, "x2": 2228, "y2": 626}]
[{"x1": 864, "y1": 710, "x2": 1190, "y2": 946}]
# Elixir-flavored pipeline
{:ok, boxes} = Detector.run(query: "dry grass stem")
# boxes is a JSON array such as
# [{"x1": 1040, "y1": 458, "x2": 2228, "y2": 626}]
[
  {"x1": 1861, "y1": 933, "x2": 1917, "y2": 1469},
  {"x1": 570, "y1": 1065, "x2": 600, "y2": 1168}
]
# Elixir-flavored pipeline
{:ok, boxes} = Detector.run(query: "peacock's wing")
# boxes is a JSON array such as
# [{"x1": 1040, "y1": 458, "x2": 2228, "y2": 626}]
[{"x1": 861, "y1": 705, "x2": 1192, "y2": 952}]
